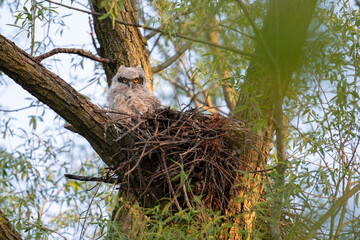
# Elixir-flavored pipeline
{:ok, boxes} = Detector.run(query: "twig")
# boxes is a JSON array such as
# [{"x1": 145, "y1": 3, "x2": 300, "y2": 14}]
[
  {"x1": 178, "y1": 57, "x2": 222, "y2": 115},
  {"x1": 306, "y1": 182, "x2": 360, "y2": 240},
  {"x1": 64, "y1": 174, "x2": 118, "y2": 183},
  {"x1": 88, "y1": 17, "x2": 100, "y2": 55},
  {"x1": 34, "y1": 48, "x2": 111, "y2": 63},
  {"x1": 151, "y1": 40, "x2": 192, "y2": 73},
  {"x1": 124, "y1": 144, "x2": 148, "y2": 176},
  {"x1": 149, "y1": 34, "x2": 161, "y2": 55},
  {"x1": 144, "y1": 25, "x2": 164, "y2": 40},
  {"x1": 115, "y1": 120, "x2": 145, "y2": 142},
  {"x1": 152, "y1": 1, "x2": 223, "y2": 73},
  {"x1": 31, "y1": 0, "x2": 36, "y2": 55},
  {"x1": 181, "y1": 158, "x2": 194, "y2": 209},
  {"x1": 144, "y1": 10, "x2": 187, "y2": 40},
  {"x1": 161, "y1": 151, "x2": 182, "y2": 211},
  {"x1": 79, "y1": 183, "x2": 100, "y2": 239},
  {"x1": 0, "y1": 104, "x2": 44, "y2": 112}
]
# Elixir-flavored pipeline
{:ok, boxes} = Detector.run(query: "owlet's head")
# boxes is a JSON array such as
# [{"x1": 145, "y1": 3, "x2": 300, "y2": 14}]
[{"x1": 112, "y1": 65, "x2": 147, "y2": 88}]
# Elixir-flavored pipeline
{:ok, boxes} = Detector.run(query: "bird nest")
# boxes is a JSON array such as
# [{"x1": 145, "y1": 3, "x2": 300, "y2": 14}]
[{"x1": 109, "y1": 108, "x2": 258, "y2": 213}]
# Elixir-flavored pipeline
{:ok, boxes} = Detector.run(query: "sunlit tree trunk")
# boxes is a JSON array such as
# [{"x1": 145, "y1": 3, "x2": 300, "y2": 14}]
[{"x1": 229, "y1": 1, "x2": 317, "y2": 239}]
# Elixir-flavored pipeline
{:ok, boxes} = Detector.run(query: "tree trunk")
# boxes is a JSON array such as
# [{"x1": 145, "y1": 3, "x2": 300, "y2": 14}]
[
  {"x1": 229, "y1": 0, "x2": 317, "y2": 239},
  {"x1": 90, "y1": 0, "x2": 153, "y2": 89},
  {"x1": 0, "y1": 210, "x2": 22, "y2": 240}
]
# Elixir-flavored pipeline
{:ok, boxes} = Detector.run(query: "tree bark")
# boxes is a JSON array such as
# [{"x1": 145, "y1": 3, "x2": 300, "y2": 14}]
[
  {"x1": 90, "y1": 0, "x2": 153, "y2": 89},
  {"x1": 0, "y1": 210, "x2": 22, "y2": 240}
]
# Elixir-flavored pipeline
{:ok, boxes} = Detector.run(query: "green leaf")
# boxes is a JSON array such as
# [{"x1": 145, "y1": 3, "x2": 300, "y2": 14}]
[
  {"x1": 98, "y1": 12, "x2": 110, "y2": 20},
  {"x1": 29, "y1": 116, "x2": 37, "y2": 130}
]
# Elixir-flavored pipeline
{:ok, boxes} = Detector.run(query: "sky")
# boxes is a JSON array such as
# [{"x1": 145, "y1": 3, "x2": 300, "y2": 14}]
[{"x1": 1, "y1": 1, "x2": 360, "y2": 238}]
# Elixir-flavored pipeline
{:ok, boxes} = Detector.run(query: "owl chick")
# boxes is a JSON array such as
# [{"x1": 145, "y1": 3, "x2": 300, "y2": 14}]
[{"x1": 107, "y1": 65, "x2": 160, "y2": 117}]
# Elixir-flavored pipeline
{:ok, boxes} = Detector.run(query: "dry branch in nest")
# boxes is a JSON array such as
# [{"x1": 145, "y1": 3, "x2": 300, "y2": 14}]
[{"x1": 107, "y1": 107, "x2": 259, "y2": 213}]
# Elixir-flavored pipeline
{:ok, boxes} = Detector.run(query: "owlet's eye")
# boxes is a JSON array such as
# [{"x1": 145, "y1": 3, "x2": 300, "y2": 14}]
[
  {"x1": 118, "y1": 77, "x2": 128, "y2": 83},
  {"x1": 134, "y1": 77, "x2": 144, "y2": 84}
]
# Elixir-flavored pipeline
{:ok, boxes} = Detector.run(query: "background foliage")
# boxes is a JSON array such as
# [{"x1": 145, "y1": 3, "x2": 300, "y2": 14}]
[{"x1": 1, "y1": 0, "x2": 360, "y2": 239}]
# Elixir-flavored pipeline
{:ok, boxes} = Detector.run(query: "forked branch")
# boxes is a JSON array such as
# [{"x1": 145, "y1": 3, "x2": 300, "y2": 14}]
[{"x1": 34, "y1": 48, "x2": 111, "y2": 63}]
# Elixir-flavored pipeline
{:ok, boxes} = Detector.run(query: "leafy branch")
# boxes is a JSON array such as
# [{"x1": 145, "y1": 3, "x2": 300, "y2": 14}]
[{"x1": 45, "y1": 0, "x2": 255, "y2": 59}]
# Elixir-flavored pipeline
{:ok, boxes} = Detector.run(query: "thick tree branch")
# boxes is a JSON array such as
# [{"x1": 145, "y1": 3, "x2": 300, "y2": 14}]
[
  {"x1": 34, "y1": 48, "x2": 110, "y2": 63},
  {"x1": 0, "y1": 34, "x2": 123, "y2": 167}
]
